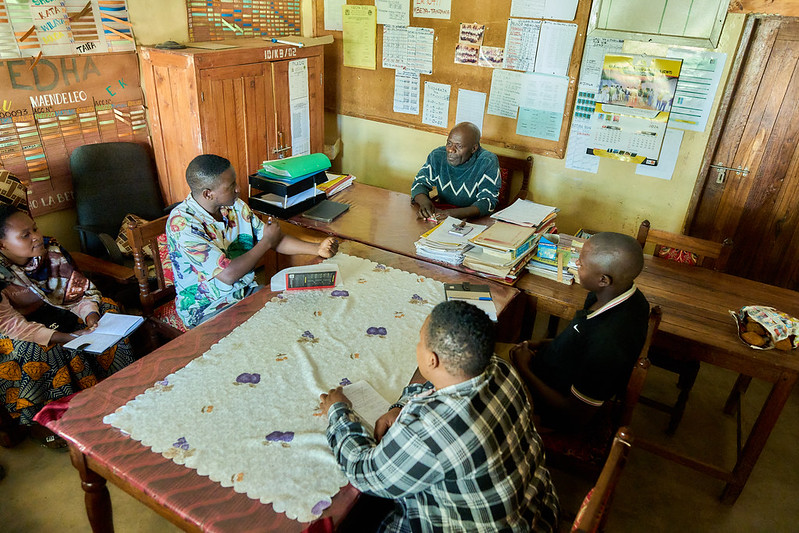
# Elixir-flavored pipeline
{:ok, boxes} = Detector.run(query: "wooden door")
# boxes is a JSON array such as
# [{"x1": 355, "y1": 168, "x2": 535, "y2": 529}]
[
  {"x1": 268, "y1": 54, "x2": 325, "y2": 159},
  {"x1": 199, "y1": 62, "x2": 274, "y2": 200},
  {"x1": 689, "y1": 17, "x2": 799, "y2": 289}
]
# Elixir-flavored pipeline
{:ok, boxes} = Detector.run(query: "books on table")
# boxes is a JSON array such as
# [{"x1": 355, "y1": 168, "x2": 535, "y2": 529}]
[
  {"x1": 64, "y1": 313, "x2": 144, "y2": 354},
  {"x1": 316, "y1": 172, "x2": 355, "y2": 196},
  {"x1": 491, "y1": 198, "x2": 558, "y2": 228},
  {"x1": 414, "y1": 217, "x2": 486, "y2": 266}
]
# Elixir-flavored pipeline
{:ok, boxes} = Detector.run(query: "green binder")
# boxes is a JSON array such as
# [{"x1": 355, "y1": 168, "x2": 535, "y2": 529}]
[{"x1": 261, "y1": 153, "x2": 331, "y2": 178}]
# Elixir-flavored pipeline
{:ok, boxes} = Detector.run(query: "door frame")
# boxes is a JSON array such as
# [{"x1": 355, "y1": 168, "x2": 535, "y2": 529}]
[{"x1": 684, "y1": 15, "x2": 761, "y2": 234}]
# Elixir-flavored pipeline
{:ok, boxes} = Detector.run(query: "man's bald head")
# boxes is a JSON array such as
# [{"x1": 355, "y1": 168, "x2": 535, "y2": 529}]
[
  {"x1": 450, "y1": 122, "x2": 481, "y2": 146},
  {"x1": 582, "y1": 232, "x2": 644, "y2": 289},
  {"x1": 445, "y1": 122, "x2": 481, "y2": 166}
]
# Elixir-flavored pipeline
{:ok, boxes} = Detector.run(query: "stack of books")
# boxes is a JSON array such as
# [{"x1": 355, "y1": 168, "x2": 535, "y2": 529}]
[
  {"x1": 317, "y1": 173, "x2": 355, "y2": 197},
  {"x1": 249, "y1": 154, "x2": 331, "y2": 217},
  {"x1": 414, "y1": 217, "x2": 485, "y2": 266},
  {"x1": 461, "y1": 200, "x2": 559, "y2": 282},
  {"x1": 526, "y1": 233, "x2": 586, "y2": 284}
]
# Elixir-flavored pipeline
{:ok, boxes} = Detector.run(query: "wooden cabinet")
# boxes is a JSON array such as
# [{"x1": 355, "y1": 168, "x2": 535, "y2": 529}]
[{"x1": 140, "y1": 39, "x2": 325, "y2": 205}]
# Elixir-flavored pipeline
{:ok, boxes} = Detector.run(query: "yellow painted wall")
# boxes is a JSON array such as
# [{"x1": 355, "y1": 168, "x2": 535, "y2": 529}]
[{"x1": 333, "y1": 14, "x2": 745, "y2": 237}]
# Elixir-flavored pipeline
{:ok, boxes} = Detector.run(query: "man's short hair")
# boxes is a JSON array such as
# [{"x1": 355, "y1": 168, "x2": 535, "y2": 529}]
[
  {"x1": 426, "y1": 300, "x2": 495, "y2": 377},
  {"x1": 586, "y1": 232, "x2": 644, "y2": 287},
  {"x1": 186, "y1": 154, "x2": 231, "y2": 193}
]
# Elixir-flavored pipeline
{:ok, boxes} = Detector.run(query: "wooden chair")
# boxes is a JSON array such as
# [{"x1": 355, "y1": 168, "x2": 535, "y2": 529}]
[
  {"x1": 569, "y1": 427, "x2": 633, "y2": 533},
  {"x1": 541, "y1": 306, "x2": 660, "y2": 476},
  {"x1": 635, "y1": 220, "x2": 733, "y2": 434},
  {"x1": 125, "y1": 215, "x2": 186, "y2": 345},
  {"x1": 496, "y1": 154, "x2": 533, "y2": 208}
]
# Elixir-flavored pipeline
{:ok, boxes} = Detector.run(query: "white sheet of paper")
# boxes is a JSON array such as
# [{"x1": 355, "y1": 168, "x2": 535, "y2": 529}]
[
  {"x1": 487, "y1": 69, "x2": 525, "y2": 118},
  {"x1": 342, "y1": 380, "x2": 392, "y2": 435},
  {"x1": 509, "y1": 0, "x2": 545, "y2": 18},
  {"x1": 270, "y1": 263, "x2": 343, "y2": 292},
  {"x1": 544, "y1": 0, "x2": 578, "y2": 20},
  {"x1": 412, "y1": 0, "x2": 451, "y2": 19},
  {"x1": 565, "y1": 120, "x2": 600, "y2": 173},
  {"x1": 503, "y1": 18, "x2": 541, "y2": 72},
  {"x1": 422, "y1": 81, "x2": 451, "y2": 128},
  {"x1": 534, "y1": 21, "x2": 577, "y2": 76},
  {"x1": 394, "y1": 69, "x2": 420, "y2": 114},
  {"x1": 636, "y1": 128, "x2": 684, "y2": 180},
  {"x1": 455, "y1": 89, "x2": 486, "y2": 132},
  {"x1": 324, "y1": 0, "x2": 346, "y2": 31},
  {"x1": 383, "y1": 25, "x2": 407, "y2": 69},
  {"x1": 288, "y1": 59, "x2": 311, "y2": 156},
  {"x1": 406, "y1": 27, "x2": 435, "y2": 74},
  {"x1": 667, "y1": 48, "x2": 727, "y2": 132},
  {"x1": 578, "y1": 37, "x2": 625, "y2": 92},
  {"x1": 376, "y1": 0, "x2": 410, "y2": 27}
]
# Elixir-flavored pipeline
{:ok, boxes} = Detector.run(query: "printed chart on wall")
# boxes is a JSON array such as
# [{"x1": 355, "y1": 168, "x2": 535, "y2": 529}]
[
  {"x1": 587, "y1": 55, "x2": 682, "y2": 165},
  {"x1": 187, "y1": 0, "x2": 300, "y2": 42},
  {"x1": 0, "y1": 0, "x2": 134, "y2": 58},
  {"x1": 1, "y1": 51, "x2": 146, "y2": 216}
]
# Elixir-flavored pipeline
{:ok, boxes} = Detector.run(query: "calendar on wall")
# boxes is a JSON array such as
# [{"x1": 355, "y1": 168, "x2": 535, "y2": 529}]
[
  {"x1": 187, "y1": 0, "x2": 301, "y2": 42},
  {"x1": 587, "y1": 54, "x2": 682, "y2": 165}
]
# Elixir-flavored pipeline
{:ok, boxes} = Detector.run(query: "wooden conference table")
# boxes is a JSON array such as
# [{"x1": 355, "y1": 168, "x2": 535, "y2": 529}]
[
  {"x1": 41, "y1": 241, "x2": 520, "y2": 532},
  {"x1": 288, "y1": 183, "x2": 799, "y2": 504}
]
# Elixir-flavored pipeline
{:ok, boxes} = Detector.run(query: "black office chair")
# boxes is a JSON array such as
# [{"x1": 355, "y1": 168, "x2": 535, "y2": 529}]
[{"x1": 70, "y1": 142, "x2": 165, "y2": 263}]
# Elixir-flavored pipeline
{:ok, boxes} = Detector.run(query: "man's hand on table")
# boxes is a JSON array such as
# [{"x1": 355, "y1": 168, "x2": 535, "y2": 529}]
[
  {"x1": 413, "y1": 193, "x2": 437, "y2": 220},
  {"x1": 317, "y1": 236, "x2": 339, "y2": 258},
  {"x1": 319, "y1": 386, "x2": 351, "y2": 415},
  {"x1": 374, "y1": 407, "x2": 402, "y2": 442}
]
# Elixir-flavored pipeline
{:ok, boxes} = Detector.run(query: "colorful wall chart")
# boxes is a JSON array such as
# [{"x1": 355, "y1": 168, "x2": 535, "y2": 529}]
[
  {"x1": 0, "y1": 52, "x2": 146, "y2": 216},
  {"x1": 0, "y1": 0, "x2": 134, "y2": 59},
  {"x1": 187, "y1": 0, "x2": 300, "y2": 41}
]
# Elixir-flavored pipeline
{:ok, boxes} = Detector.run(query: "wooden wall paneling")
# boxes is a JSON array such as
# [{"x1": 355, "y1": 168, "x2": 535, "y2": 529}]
[
  {"x1": 729, "y1": 1, "x2": 799, "y2": 17},
  {"x1": 307, "y1": 54, "x2": 325, "y2": 155},
  {"x1": 269, "y1": 60, "x2": 294, "y2": 157},
  {"x1": 689, "y1": 18, "x2": 779, "y2": 239},
  {"x1": 729, "y1": 33, "x2": 799, "y2": 282},
  {"x1": 315, "y1": 0, "x2": 591, "y2": 158}
]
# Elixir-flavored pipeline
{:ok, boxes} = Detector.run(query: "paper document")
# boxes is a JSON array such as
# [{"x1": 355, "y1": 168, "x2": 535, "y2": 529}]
[
  {"x1": 64, "y1": 313, "x2": 144, "y2": 354},
  {"x1": 342, "y1": 380, "x2": 392, "y2": 435},
  {"x1": 491, "y1": 198, "x2": 558, "y2": 227}
]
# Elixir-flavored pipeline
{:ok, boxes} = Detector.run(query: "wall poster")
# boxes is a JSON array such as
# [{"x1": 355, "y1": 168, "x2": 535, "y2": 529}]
[{"x1": 587, "y1": 54, "x2": 682, "y2": 165}]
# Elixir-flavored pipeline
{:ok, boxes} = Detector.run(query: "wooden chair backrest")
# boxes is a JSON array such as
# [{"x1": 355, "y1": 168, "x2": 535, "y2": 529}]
[
  {"x1": 125, "y1": 215, "x2": 173, "y2": 316},
  {"x1": 619, "y1": 306, "x2": 661, "y2": 427},
  {"x1": 636, "y1": 220, "x2": 733, "y2": 271},
  {"x1": 571, "y1": 427, "x2": 633, "y2": 533},
  {"x1": 496, "y1": 154, "x2": 533, "y2": 205}
]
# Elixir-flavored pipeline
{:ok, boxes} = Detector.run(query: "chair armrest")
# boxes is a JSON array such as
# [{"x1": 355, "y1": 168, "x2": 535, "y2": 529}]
[
  {"x1": 71, "y1": 251, "x2": 135, "y2": 284},
  {"x1": 73, "y1": 225, "x2": 124, "y2": 263}
]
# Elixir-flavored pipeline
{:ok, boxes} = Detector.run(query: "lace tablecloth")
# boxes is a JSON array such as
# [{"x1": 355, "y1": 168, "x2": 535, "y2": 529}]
[{"x1": 104, "y1": 254, "x2": 444, "y2": 522}]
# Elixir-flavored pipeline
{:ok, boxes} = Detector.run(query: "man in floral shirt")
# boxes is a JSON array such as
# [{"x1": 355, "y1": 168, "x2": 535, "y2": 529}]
[{"x1": 166, "y1": 154, "x2": 337, "y2": 328}]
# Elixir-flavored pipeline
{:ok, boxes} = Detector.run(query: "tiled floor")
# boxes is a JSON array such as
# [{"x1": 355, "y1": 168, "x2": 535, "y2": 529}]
[{"x1": 2, "y1": 319, "x2": 798, "y2": 532}]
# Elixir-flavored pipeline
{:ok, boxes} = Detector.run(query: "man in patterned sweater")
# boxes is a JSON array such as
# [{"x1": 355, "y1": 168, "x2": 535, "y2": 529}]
[
  {"x1": 411, "y1": 122, "x2": 501, "y2": 220},
  {"x1": 320, "y1": 300, "x2": 559, "y2": 532}
]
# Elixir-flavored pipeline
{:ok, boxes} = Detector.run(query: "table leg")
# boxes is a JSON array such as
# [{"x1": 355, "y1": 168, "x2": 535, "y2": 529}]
[
  {"x1": 721, "y1": 371, "x2": 798, "y2": 504},
  {"x1": 69, "y1": 445, "x2": 114, "y2": 533}
]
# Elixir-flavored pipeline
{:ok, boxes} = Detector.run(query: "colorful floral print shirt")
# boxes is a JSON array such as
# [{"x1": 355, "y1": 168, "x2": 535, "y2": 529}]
[{"x1": 166, "y1": 195, "x2": 264, "y2": 329}]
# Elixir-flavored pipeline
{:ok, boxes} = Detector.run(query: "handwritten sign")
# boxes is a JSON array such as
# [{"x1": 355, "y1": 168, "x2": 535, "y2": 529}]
[{"x1": 412, "y1": 0, "x2": 451, "y2": 20}]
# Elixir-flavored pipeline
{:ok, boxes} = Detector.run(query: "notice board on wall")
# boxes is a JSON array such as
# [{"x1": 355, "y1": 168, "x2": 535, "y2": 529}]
[
  {"x1": 315, "y1": 0, "x2": 591, "y2": 158},
  {"x1": 0, "y1": 52, "x2": 147, "y2": 216}
]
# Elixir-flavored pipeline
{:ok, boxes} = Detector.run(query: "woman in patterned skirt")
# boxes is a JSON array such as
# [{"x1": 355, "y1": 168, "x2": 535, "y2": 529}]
[{"x1": 0, "y1": 204, "x2": 136, "y2": 446}]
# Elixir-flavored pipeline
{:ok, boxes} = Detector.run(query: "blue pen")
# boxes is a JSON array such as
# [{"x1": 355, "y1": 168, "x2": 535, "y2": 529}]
[{"x1": 478, "y1": 297, "x2": 492, "y2": 301}]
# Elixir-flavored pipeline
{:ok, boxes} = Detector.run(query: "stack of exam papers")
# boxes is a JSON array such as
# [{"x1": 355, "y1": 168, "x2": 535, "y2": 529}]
[
  {"x1": 414, "y1": 217, "x2": 485, "y2": 266},
  {"x1": 491, "y1": 198, "x2": 558, "y2": 228}
]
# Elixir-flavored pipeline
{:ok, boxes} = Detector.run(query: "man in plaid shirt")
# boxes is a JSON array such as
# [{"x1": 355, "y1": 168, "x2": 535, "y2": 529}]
[{"x1": 320, "y1": 301, "x2": 559, "y2": 532}]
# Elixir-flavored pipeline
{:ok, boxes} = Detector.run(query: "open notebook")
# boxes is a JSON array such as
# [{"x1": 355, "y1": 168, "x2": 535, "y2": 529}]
[{"x1": 64, "y1": 313, "x2": 144, "y2": 354}]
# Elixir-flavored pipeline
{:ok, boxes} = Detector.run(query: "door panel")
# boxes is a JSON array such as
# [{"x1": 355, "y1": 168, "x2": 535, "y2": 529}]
[{"x1": 690, "y1": 18, "x2": 799, "y2": 289}]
